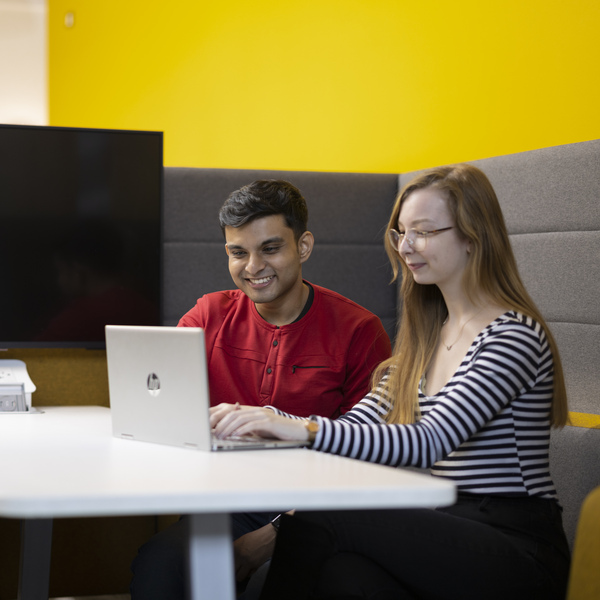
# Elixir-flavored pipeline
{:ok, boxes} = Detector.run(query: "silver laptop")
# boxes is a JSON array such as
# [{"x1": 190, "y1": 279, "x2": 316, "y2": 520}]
[{"x1": 105, "y1": 325, "x2": 308, "y2": 451}]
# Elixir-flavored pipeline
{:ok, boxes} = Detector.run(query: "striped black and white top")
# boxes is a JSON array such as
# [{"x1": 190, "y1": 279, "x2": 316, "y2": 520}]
[{"x1": 277, "y1": 311, "x2": 558, "y2": 499}]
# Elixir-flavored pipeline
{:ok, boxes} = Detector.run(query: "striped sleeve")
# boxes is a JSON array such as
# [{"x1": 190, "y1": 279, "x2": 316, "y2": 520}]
[{"x1": 311, "y1": 317, "x2": 546, "y2": 471}]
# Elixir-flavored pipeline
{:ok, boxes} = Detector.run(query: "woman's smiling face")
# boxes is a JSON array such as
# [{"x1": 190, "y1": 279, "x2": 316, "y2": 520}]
[{"x1": 397, "y1": 187, "x2": 471, "y2": 293}]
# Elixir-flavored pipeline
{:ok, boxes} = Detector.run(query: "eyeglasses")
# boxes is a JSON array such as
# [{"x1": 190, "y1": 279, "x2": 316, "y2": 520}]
[{"x1": 388, "y1": 226, "x2": 454, "y2": 253}]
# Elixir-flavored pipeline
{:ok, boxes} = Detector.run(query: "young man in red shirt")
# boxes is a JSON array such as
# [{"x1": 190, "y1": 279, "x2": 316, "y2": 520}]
[{"x1": 130, "y1": 179, "x2": 391, "y2": 599}]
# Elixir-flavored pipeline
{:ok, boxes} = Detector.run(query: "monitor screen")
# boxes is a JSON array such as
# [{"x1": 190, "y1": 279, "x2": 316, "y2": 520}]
[{"x1": 0, "y1": 124, "x2": 163, "y2": 348}]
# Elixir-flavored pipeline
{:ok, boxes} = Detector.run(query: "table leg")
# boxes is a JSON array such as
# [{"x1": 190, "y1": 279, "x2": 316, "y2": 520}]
[
  {"x1": 18, "y1": 518, "x2": 53, "y2": 600},
  {"x1": 187, "y1": 513, "x2": 235, "y2": 600}
]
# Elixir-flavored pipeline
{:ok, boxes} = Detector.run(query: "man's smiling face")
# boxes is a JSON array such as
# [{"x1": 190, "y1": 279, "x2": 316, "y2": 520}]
[{"x1": 225, "y1": 214, "x2": 311, "y2": 315}]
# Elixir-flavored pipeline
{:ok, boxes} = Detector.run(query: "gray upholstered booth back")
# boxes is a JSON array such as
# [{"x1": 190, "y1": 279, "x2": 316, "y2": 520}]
[
  {"x1": 163, "y1": 139, "x2": 600, "y2": 548},
  {"x1": 163, "y1": 169, "x2": 399, "y2": 338},
  {"x1": 401, "y1": 140, "x2": 600, "y2": 547},
  {"x1": 401, "y1": 140, "x2": 600, "y2": 416}
]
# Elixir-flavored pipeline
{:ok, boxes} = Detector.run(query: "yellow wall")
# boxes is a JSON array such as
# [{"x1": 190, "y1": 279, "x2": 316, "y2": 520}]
[
  {"x1": 48, "y1": 0, "x2": 600, "y2": 173},
  {"x1": 15, "y1": 0, "x2": 598, "y2": 406}
]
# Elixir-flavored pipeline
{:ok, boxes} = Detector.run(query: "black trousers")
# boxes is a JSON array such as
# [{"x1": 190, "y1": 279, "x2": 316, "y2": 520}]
[{"x1": 259, "y1": 494, "x2": 571, "y2": 600}]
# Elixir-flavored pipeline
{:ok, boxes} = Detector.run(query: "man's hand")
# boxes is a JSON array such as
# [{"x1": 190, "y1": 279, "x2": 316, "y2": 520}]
[{"x1": 234, "y1": 523, "x2": 277, "y2": 582}]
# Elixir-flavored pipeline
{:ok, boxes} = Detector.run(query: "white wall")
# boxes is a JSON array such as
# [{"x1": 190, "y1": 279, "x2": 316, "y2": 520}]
[{"x1": 0, "y1": 0, "x2": 47, "y2": 125}]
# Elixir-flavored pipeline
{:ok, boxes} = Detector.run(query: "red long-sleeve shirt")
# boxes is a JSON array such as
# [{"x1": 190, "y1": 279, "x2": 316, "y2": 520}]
[{"x1": 178, "y1": 282, "x2": 391, "y2": 418}]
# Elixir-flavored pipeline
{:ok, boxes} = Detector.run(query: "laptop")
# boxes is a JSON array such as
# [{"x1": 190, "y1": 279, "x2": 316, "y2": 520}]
[{"x1": 105, "y1": 325, "x2": 308, "y2": 451}]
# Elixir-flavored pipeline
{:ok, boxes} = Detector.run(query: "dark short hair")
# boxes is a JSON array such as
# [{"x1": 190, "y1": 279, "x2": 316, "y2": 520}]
[{"x1": 219, "y1": 180, "x2": 308, "y2": 240}]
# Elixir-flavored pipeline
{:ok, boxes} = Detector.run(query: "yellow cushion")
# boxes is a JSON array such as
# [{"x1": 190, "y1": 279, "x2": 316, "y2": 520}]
[{"x1": 567, "y1": 486, "x2": 600, "y2": 599}]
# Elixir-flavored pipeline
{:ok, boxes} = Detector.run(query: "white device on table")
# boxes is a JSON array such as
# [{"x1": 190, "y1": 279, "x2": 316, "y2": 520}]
[
  {"x1": 0, "y1": 360, "x2": 38, "y2": 413},
  {"x1": 105, "y1": 325, "x2": 308, "y2": 452}
]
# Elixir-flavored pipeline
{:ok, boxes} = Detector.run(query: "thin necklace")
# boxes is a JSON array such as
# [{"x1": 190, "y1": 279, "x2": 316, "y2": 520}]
[{"x1": 442, "y1": 309, "x2": 483, "y2": 351}]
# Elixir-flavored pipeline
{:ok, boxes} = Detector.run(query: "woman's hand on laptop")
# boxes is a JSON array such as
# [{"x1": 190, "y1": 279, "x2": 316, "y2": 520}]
[
  {"x1": 210, "y1": 403, "x2": 308, "y2": 442},
  {"x1": 209, "y1": 401, "x2": 249, "y2": 425}
]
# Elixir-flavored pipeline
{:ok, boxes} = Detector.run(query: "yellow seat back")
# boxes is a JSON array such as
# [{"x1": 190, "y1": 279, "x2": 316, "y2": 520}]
[{"x1": 567, "y1": 486, "x2": 600, "y2": 600}]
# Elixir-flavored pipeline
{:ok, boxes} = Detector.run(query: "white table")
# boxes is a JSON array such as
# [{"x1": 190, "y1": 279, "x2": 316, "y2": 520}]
[{"x1": 0, "y1": 406, "x2": 456, "y2": 600}]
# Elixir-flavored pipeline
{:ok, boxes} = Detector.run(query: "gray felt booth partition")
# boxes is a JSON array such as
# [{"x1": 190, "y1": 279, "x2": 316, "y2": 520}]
[
  {"x1": 163, "y1": 139, "x2": 600, "y2": 549},
  {"x1": 402, "y1": 140, "x2": 600, "y2": 548},
  {"x1": 163, "y1": 168, "x2": 400, "y2": 339}
]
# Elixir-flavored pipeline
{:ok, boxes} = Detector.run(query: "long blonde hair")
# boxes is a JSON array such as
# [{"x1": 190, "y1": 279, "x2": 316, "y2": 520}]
[{"x1": 373, "y1": 164, "x2": 568, "y2": 427}]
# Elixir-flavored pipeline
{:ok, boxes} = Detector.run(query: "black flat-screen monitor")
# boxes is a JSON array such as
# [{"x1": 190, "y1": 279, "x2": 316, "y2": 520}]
[{"x1": 0, "y1": 124, "x2": 163, "y2": 348}]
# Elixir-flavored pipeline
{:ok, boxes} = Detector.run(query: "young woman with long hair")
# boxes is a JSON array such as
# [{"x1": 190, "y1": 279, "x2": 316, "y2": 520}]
[{"x1": 211, "y1": 164, "x2": 571, "y2": 600}]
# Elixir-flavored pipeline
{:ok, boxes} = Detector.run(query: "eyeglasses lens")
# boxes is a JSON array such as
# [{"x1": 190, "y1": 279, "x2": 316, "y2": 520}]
[{"x1": 388, "y1": 229, "x2": 426, "y2": 252}]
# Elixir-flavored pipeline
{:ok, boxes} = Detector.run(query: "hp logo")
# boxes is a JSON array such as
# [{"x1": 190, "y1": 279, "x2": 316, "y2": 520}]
[{"x1": 147, "y1": 373, "x2": 161, "y2": 397}]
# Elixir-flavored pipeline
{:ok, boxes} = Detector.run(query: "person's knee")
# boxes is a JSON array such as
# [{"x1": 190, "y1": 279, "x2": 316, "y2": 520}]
[{"x1": 130, "y1": 519, "x2": 188, "y2": 600}]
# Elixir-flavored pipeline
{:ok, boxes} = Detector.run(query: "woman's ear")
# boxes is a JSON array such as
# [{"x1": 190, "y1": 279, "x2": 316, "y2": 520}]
[{"x1": 297, "y1": 231, "x2": 314, "y2": 264}]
